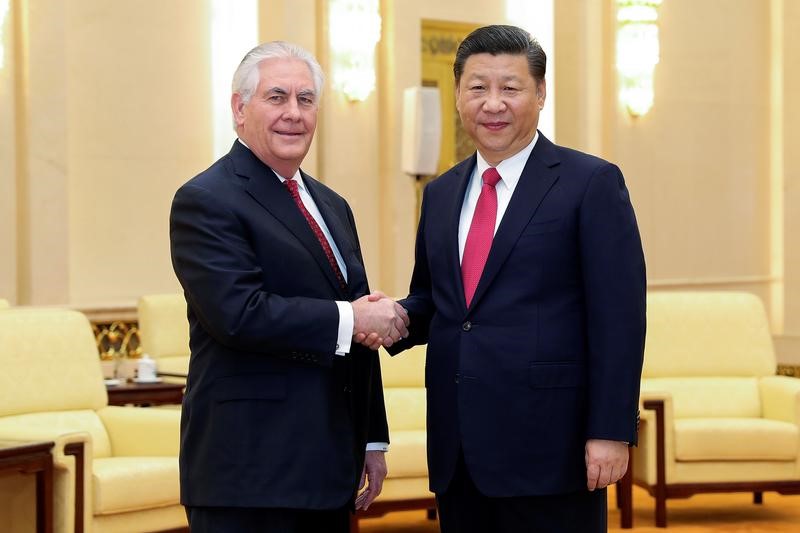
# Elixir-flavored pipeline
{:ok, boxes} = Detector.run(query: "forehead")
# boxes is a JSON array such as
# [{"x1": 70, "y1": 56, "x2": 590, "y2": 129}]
[
  {"x1": 461, "y1": 53, "x2": 533, "y2": 81},
  {"x1": 256, "y1": 57, "x2": 315, "y2": 92}
]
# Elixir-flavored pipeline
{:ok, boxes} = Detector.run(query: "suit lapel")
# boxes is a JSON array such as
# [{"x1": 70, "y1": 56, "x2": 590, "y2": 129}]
[
  {"x1": 445, "y1": 156, "x2": 477, "y2": 314},
  {"x1": 302, "y1": 172, "x2": 364, "y2": 296},
  {"x1": 230, "y1": 142, "x2": 347, "y2": 297},
  {"x1": 467, "y1": 133, "x2": 561, "y2": 312}
]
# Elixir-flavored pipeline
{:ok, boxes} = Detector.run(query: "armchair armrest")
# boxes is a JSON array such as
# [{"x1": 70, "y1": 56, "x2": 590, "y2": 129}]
[
  {"x1": 760, "y1": 375, "x2": 800, "y2": 425},
  {"x1": 0, "y1": 423, "x2": 90, "y2": 470},
  {"x1": 97, "y1": 406, "x2": 180, "y2": 456},
  {"x1": 0, "y1": 424, "x2": 90, "y2": 532},
  {"x1": 635, "y1": 390, "x2": 677, "y2": 485}
]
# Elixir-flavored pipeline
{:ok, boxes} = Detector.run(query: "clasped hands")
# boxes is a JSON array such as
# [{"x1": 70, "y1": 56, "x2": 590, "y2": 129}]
[{"x1": 352, "y1": 291, "x2": 409, "y2": 350}]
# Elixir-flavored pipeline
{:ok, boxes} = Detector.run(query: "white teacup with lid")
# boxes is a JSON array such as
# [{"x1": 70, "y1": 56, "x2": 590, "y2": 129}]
[{"x1": 137, "y1": 354, "x2": 158, "y2": 382}]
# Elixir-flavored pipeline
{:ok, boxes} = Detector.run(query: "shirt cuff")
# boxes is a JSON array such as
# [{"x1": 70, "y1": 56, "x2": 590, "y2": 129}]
[
  {"x1": 335, "y1": 301, "x2": 354, "y2": 356},
  {"x1": 366, "y1": 442, "x2": 389, "y2": 452}
]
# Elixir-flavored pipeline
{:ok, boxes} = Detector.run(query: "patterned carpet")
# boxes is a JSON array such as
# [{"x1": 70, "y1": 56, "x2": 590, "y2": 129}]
[{"x1": 359, "y1": 486, "x2": 800, "y2": 532}]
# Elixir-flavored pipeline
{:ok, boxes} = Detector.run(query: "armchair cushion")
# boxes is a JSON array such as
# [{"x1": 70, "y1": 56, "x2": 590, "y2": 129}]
[
  {"x1": 643, "y1": 292, "x2": 776, "y2": 378},
  {"x1": 384, "y1": 430, "x2": 427, "y2": 478},
  {"x1": 0, "y1": 410, "x2": 111, "y2": 458},
  {"x1": 137, "y1": 293, "x2": 190, "y2": 361},
  {"x1": 93, "y1": 457, "x2": 179, "y2": 515},
  {"x1": 0, "y1": 309, "x2": 107, "y2": 416},
  {"x1": 98, "y1": 406, "x2": 180, "y2": 457},
  {"x1": 674, "y1": 418, "x2": 799, "y2": 461},
  {"x1": 642, "y1": 377, "x2": 761, "y2": 418}
]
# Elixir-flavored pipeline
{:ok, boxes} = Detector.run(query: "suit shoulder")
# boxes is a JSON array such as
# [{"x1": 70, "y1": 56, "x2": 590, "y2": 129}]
[
  {"x1": 425, "y1": 156, "x2": 474, "y2": 194},
  {"x1": 174, "y1": 154, "x2": 240, "y2": 201},
  {"x1": 554, "y1": 144, "x2": 619, "y2": 174}
]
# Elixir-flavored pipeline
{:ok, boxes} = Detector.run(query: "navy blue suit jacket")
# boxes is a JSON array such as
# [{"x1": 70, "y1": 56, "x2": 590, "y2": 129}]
[
  {"x1": 391, "y1": 133, "x2": 646, "y2": 497},
  {"x1": 170, "y1": 141, "x2": 388, "y2": 509}
]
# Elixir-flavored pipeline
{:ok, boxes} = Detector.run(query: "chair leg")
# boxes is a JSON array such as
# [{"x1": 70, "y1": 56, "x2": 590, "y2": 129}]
[
  {"x1": 753, "y1": 492, "x2": 763, "y2": 504},
  {"x1": 618, "y1": 459, "x2": 633, "y2": 529},
  {"x1": 427, "y1": 508, "x2": 437, "y2": 520},
  {"x1": 349, "y1": 512, "x2": 360, "y2": 533},
  {"x1": 655, "y1": 491, "x2": 667, "y2": 528}
]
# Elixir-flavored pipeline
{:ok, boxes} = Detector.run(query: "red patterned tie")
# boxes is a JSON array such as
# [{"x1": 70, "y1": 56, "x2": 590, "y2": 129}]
[
  {"x1": 461, "y1": 167, "x2": 501, "y2": 307},
  {"x1": 285, "y1": 178, "x2": 347, "y2": 290}
]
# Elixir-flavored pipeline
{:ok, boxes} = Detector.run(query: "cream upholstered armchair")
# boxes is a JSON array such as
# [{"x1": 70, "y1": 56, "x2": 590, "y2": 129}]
[
  {"x1": 627, "y1": 291, "x2": 800, "y2": 527},
  {"x1": 136, "y1": 294, "x2": 190, "y2": 382},
  {"x1": 352, "y1": 344, "x2": 435, "y2": 532},
  {"x1": 0, "y1": 298, "x2": 9, "y2": 308},
  {"x1": 0, "y1": 308, "x2": 185, "y2": 533}
]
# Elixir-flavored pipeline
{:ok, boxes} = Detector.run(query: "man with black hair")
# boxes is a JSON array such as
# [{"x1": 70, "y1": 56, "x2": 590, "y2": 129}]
[{"x1": 383, "y1": 24, "x2": 646, "y2": 532}]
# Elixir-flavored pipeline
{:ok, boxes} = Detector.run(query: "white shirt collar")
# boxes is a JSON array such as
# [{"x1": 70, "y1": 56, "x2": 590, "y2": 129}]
[
  {"x1": 474, "y1": 131, "x2": 539, "y2": 188},
  {"x1": 237, "y1": 138, "x2": 305, "y2": 190}
]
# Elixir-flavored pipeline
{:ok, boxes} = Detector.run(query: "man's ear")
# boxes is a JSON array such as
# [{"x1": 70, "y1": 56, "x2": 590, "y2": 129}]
[
  {"x1": 536, "y1": 79, "x2": 547, "y2": 109},
  {"x1": 231, "y1": 93, "x2": 246, "y2": 127}
]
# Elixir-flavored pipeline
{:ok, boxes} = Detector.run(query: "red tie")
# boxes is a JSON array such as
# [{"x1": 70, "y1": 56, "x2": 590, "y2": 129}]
[
  {"x1": 461, "y1": 167, "x2": 501, "y2": 307},
  {"x1": 285, "y1": 178, "x2": 347, "y2": 290}
]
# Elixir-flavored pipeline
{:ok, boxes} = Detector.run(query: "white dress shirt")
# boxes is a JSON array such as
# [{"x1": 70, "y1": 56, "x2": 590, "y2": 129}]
[{"x1": 458, "y1": 133, "x2": 539, "y2": 261}]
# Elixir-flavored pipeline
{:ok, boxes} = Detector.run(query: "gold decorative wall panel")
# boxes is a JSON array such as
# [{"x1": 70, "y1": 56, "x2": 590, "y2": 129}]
[{"x1": 421, "y1": 20, "x2": 479, "y2": 177}]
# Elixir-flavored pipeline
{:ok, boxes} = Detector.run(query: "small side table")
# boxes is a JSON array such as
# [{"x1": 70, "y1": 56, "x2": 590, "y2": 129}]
[
  {"x1": 106, "y1": 381, "x2": 184, "y2": 406},
  {"x1": 0, "y1": 440, "x2": 54, "y2": 533}
]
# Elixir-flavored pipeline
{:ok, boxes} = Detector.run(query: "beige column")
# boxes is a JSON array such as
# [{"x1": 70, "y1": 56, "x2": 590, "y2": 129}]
[
  {"x1": 0, "y1": 0, "x2": 17, "y2": 302},
  {"x1": 777, "y1": 0, "x2": 800, "y2": 364},
  {"x1": 18, "y1": 0, "x2": 70, "y2": 304}
]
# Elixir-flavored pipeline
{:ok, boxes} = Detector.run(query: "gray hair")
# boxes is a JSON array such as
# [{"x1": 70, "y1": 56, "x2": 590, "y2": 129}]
[{"x1": 232, "y1": 41, "x2": 325, "y2": 104}]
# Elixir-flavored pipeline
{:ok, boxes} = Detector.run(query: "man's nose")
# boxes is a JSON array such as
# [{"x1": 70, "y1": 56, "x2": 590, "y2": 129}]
[
  {"x1": 483, "y1": 91, "x2": 507, "y2": 113},
  {"x1": 282, "y1": 98, "x2": 301, "y2": 120}
]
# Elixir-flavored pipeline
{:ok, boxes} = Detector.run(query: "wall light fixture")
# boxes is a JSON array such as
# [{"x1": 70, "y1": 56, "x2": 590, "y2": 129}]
[
  {"x1": 616, "y1": 0, "x2": 662, "y2": 117},
  {"x1": 0, "y1": 0, "x2": 10, "y2": 70},
  {"x1": 329, "y1": 0, "x2": 381, "y2": 102}
]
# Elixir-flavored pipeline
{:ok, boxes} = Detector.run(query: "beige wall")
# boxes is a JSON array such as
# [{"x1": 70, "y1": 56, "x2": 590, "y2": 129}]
[
  {"x1": 780, "y1": 0, "x2": 800, "y2": 363},
  {"x1": 2, "y1": 1, "x2": 799, "y2": 362},
  {"x1": 0, "y1": 0, "x2": 17, "y2": 304}
]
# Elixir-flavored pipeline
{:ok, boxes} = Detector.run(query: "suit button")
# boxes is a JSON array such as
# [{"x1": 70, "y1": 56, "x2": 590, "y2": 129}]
[
  {"x1": 454, "y1": 373, "x2": 460, "y2": 384},
  {"x1": 462, "y1": 321, "x2": 472, "y2": 331},
  {"x1": 343, "y1": 385, "x2": 351, "y2": 393}
]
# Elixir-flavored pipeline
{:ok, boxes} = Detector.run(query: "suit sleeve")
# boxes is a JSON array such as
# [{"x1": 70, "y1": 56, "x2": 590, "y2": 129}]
[
  {"x1": 343, "y1": 202, "x2": 389, "y2": 443},
  {"x1": 170, "y1": 183, "x2": 340, "y2": 363},
  {"x1": 579, "y1": 164, "x2": 647, "y2": 444},
  {"x1": 389, "y1": 185, "x2": 434, "y2": 355}
]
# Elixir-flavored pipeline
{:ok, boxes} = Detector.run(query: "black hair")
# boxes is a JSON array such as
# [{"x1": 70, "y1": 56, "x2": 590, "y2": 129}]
[{"x1": 453, "y1": 25, "x2": 546, "y2": 85}]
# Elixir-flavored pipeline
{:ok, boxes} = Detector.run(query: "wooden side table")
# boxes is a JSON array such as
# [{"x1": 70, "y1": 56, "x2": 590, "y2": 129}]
[
  {"x1": 106, "y1": 381, "x2": 184, "y2": 406},
  {"x1": 0, "y1": 440, "x2": 54, "y2": 533}
]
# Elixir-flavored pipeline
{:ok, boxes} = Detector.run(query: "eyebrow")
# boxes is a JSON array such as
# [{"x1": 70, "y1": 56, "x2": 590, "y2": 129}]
[{"x1": 263, "y1": 87, "x2": 317, "y2": 100}]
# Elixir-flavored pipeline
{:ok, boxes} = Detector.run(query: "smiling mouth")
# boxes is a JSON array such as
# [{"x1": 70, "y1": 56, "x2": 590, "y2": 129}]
[
  {"x1": 275, "y1": 131, "x2": 305, "y2": 137},
  {"x1": 482, "y1": 122, "x2": 508, "y2": 131}
]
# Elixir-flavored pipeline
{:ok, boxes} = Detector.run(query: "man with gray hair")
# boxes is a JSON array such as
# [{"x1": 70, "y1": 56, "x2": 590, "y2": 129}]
[{"x1": 170, "y1": 41, "x2": 406, "y2": 532}]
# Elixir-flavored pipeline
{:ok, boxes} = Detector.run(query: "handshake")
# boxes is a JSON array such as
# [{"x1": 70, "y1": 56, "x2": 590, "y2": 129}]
[{"x1": 351, "y1": 291, "x2": 409, "y2": 350}]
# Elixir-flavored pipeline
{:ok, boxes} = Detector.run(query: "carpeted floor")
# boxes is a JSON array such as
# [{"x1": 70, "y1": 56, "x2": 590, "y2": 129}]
[{"x1": 358, "y1": 486, "x2": 800, "y2": 532}]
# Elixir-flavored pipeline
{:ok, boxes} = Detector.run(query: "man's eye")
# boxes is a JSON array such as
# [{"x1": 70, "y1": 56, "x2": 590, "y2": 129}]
[
  {"x1": 268, "y1": 95, "x2": 284, "y2": 103},
  {"x1": 470, "y1": 85, "x2": 485, "y2": 91},
  {"x1": 504, "y1": 86, "x2": 519, "y2": 92},
  {"x1": 299, "y1": 97, "x2": 314, "y2": 105}
]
